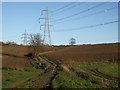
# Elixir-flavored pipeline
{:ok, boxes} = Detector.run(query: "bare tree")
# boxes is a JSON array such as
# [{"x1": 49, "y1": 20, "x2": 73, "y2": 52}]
[
  {"x1": 29, "y1": 33, "x2": 43, "y2": 58},
  {"x1": 69, "y1": 38, "x2": 76, "y2": 45}
]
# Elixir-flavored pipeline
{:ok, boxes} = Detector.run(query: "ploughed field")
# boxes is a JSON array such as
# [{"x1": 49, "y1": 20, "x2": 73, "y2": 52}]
[
  {"x1": 44, "y1": 43, "x2": 119, "y2": 64},
  {"x1": 2, "y1": 45, "x2": 63, "y2": 88},
  {"x1": 43, "y1": 43, "x2": 120, "y2": 88},
  {"x1": 2, "y1": 45, "x2": 62, "y2": 69},
  {"x1": 2, "y1": 45, "x2": 32, "y2": 69},
  {"x1": 2, "y1": 43, "x2": 120, "y2": 88}
]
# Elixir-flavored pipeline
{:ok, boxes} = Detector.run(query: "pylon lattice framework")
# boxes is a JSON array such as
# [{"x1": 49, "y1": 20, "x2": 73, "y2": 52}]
[
  {"x1": 39, "y1": 8, "x2": 53, "y2": 45},
  {"x1": 21, "y1": 30, "x2": 29, "y2": 46}
]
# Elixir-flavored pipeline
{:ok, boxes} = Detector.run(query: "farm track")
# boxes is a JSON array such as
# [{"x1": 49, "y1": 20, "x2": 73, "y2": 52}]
[
  {"x1": 91, "y1": 68, "x2": 119, "y2": 81},
  {"x1": 38, "y1": 55, "x2": 59, "y2": 88},
  {"x1": 2, "y1": 53, "x2": 25, "y2": 59},
  {"x1": 40, "y1": 53, "x2": 116, "y2": 87},
  {"x1": 10, "y1": 57, "x2": 58, "y2": 88},
  {"x1": 0, "y1": 55, "x2": 1, "y2": 58},
  {"x1": 2, "y1": 50, "x2": 60, "y2": 88},
  {"x1": 69, "y1": 67, "x2": 90, "y2": 80},
  {"x1": 2, "y1": 43, "x2": 119, "y2": 88},
  {"x1": 46, "y1": 65, "x2": 58, "y2": 88},
  {"x1": 16, "y1": 54, "x2": 58, "y2": 88},
  {"x1": 68, "y1": 66, "x2": 119, "y2": 85},
  {"x1": 18, "y1": 67, "x2": 57, "y2": 88}
]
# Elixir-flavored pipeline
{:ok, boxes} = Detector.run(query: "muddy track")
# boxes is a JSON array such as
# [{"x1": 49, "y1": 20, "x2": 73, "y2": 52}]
[
  {"x1": 38, "y1": 55, "x2": 60, "y2": 88},
  {"x1": 40, "y1": 65, "x2": 57, "y2": 88},
  {"x1": 2, "y1": 50, "x2": 60, "y2": 88},
  {"x1": 46, "y1": 65, "x2": 58, "y2": 88},
  {"x1": 69, "y1": 65, "x2": 118, "y2": 81},
  {"x1": 4, "y1": 52, "x2": 59, "y2": 88},
  {"x1": 68, "y1": 67, "x2": 119, "y2": 86},
  {"x1": 13, "y1": 65, "x2": 57, "y2": 88},
  {"x1": 91, "y1": 68, "x2": 119, "y2": 81},
  {"x1": 2, "y1": 53, "x2": 25, "y2": 59},
  {"x1": 69, "y1": 67, "x2": 90, "y2": 80}
]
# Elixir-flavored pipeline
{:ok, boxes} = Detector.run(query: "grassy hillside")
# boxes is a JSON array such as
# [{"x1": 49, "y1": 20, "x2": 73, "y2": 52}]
[
  {"x1": 42, "y1": 43, "x2": 119, "y2": 88},
  {"x1": 2, "y1": 45, "x2": 58, "y2": 88},
  {"x1": 2, "y1": 43, "x2": 119, "y2": 88}
]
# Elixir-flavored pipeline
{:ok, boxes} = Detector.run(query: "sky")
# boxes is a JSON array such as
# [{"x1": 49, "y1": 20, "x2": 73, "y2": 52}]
[{"x1": 1, "y1": 1, "x2": 119, "y2": 45}]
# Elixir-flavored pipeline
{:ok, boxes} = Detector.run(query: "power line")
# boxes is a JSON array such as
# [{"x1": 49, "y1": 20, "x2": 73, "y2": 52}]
[
  {"x1": 51, "y1": 2, "x2": 83, "y2": 15},
  {"x1": 39, "y1": 8, "x2": 53, "y2": 45},
  {"x1": 54, "y1": 6, "x2": 118, "y2": 23},
  {"x1": 21, "y1": 30, "x2": 29, "y2": 45},
  {"x1": 52, "y1": 20, "x2": 119, "y2": 32},
  {"x1": 51, "y1": 1, "x2": 78, "y2": 13},
  {"x1": 53, "y1": 2, "x2": 110, "y2": 22}
]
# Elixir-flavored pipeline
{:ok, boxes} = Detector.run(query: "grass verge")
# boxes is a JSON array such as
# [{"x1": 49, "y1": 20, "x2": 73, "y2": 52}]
[{"x1": 2, "y1": 68, "x2": 43, "y2": 88}]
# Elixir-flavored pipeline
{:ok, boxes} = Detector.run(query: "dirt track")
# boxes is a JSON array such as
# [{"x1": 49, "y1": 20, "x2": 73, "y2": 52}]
[
  {"x1": 0, "y1": 54, "x2": 2, "y2": 68},
  {"x1": 91, "y1": 68, "x2": 119, "y2": 80}
]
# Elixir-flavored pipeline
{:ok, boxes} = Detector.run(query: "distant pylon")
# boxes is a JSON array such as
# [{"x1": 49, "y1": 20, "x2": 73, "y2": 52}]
[
  {"x1": 39, "y1": 8, "x2": 53, "y2": 45},
  {"x1": 21, "y1": 30, "x2": 29, "y2": 46}
]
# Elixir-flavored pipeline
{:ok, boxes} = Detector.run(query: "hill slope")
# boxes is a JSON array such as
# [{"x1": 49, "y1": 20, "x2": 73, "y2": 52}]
[{"x1": 44, "y1": 43, "x2": 119, "y2": 64}]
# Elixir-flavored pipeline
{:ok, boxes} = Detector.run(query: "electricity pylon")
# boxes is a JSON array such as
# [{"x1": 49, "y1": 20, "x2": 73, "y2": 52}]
[
  {"x1": 39, "y1": 8, "x2": 53, "y2": 45},
  {"x1": 21, "y1": 30, "x2": 29, "y2": 46}
]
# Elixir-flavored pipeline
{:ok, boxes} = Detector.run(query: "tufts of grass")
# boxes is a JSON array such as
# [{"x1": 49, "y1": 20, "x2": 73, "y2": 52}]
[
  {"x1": 29, "y1": 59, "x2": 47, "y2": 69},
  {"x1": 52, "y1": 70, "x2": 100, "y2": 88},
  {"x1": 98, "y1": 63, "x2": 118, "y2": 78},
  {"x1": 2, "y1": 69, "x2": 43, "y2": 88},
  {"x1": 71, "y1": 62, "x2": 119, "y2": 88}
]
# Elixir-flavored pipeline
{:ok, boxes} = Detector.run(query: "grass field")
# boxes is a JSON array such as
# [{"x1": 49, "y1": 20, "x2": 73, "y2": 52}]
[
  {"x1": 51, "y1": 62, "x2": 119, "y2": 88},
  {"x1": 2, "y1": 68, "x2": 43, "y2": 88},
  {"x1": 2, "y1": 43, "x2": 120, "y2": 88},
  {"x1": 43, "y1": 43, "x2": 119, "y2": 88},
  {"x1": 98, "y1": 63, "x2": 118, "y2": 78},
  {"x1": 2, "y1": 45, "x2": 58, "y2": 88},
  {"x1": 52, "y1": 70, "x2": 100, "y2": 88}
]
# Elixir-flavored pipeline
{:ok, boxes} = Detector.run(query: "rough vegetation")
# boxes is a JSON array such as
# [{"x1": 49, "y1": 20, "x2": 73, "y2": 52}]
[{"x1": 2, "y1": 43, "x2": 120, "y2": 88}]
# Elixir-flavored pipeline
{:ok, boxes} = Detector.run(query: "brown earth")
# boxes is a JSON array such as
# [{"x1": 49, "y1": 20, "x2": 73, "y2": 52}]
[
  {"x1": 2, "y1": 45, "x2": 66, "y2": 57},
  {"x1": 1, "y1": 45, "x2": 65, "y2": 69},
  {"x1": 1, "y1": 43, "x2": 120, "y2": 69},
  {"x1": 44, "y1": 43, "x2": 120, "y2": 65},
  {"x1": 2, "y1": 45, "x2": 32, "y2": 69}
]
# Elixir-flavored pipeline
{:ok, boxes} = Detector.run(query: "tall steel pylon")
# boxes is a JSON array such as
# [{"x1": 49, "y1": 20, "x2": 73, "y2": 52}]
[
  {"x1": 39, "y1": 8, "x2": 53, "y2": 45},
  {"x1": 21, "y1": 30, "x2": 29, "y2": 46}
]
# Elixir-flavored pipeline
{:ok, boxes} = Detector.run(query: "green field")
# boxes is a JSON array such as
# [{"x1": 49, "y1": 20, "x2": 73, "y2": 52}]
[
  {"x1": 98, "y1": 63, "x2": 118, "y2": 78},
  {"x1": 2, "y1": 44, "x2": 119, "y2": 88},
  {"x1": 68, "y1": 62, "x2": 119, "y2": 88},
  {"x1": 2, "y1": 59, "x2": 119, "y2": 88},
  {"x1": 2, "y1": 55, "x2": 55, "y2": 88},
  {"x1": 50, "y1": 61, "x2": 119, "y2": 88},
  {"x1": 52, "y1": 70, "x2": 100, "y2": 88},
  {"x1": 2, "y1": 68, "x2": 43, "y2": 88},
  {"x1": 72, "y1": 62, "x2": 119, "y2": 79}
]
